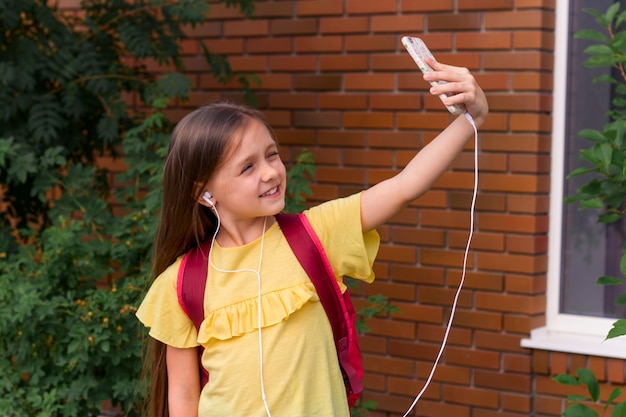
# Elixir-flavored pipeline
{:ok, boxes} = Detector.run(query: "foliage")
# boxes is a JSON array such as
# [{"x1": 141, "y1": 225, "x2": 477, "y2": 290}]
[
  {"x1": 284, "y1": 149, "x2": 315, "y2": 214},
  {"x1": 556, "y1": 3, "x2": 626, "y2": 416},
  {"x1": 0, "y1": 0, "x2": 258, "y2": 415},
  {"x1": 0, "y1": 113, "x2": 168, "y2": 416},
  {"x1": 351, "y1": 398, "x2": 379, "y2": 417},
  {"x1": 0, "y1": 0, "x2": 256, "y2": 237},
  {"x1": 566, "y1": 2, "x2": 626, "y2": 339},
  {"x1": 553, "y1": 368, "x2": 626, "y2": 417}
]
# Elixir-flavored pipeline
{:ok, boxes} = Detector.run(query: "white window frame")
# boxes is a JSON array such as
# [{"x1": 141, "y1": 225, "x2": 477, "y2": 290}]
[{"x1": 520, "y1": 0, "x2": 626, "y2": 359}]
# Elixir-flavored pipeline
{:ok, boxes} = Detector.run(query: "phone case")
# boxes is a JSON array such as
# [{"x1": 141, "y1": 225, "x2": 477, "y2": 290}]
[{"x1": 401, "y1": 36, "x2": 466, "y2": 115}]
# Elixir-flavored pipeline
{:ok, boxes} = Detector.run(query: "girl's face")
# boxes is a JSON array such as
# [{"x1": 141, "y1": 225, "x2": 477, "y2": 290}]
[{"x1": 206, "y1": 118, "x2": 287, "y2": 223}]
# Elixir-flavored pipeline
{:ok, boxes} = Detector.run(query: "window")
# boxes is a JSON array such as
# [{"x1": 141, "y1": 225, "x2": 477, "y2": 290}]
[{"x1": 521, "y1": 0, "x2": 626, "y2": 358}]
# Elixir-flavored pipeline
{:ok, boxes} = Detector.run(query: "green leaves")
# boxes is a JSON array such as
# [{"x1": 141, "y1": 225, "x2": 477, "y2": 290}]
[
  {"x1": 0, "y1": 0, "x2": 261, "y2": 415},
  {"x1": 554, "y1": 368, "x2": 626, "y2": 417},
  {"x1": 559, "y1": 5, "x2": 626, "y2": 415},
  {"x1": 284, "y1": 149, "x2": 315, "y2": 214},
  {"x1": 606, "y1": 319, "x2": 626, "y2": 339}
]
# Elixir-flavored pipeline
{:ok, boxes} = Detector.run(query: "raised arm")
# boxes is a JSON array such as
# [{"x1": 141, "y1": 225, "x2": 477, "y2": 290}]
[{"x1": 360, "y1": 59, "x2": 488, "y2": 233}]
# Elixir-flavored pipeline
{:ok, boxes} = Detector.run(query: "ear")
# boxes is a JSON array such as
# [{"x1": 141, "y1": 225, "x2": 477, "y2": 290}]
[{"x1": 197, "y1": 190, "x2": 215, "y2": 208}]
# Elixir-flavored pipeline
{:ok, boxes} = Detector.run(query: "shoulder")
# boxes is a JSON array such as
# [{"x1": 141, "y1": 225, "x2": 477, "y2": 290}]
[{"x1": 304, "y1": 192, "x2": 362, "y2": 226}]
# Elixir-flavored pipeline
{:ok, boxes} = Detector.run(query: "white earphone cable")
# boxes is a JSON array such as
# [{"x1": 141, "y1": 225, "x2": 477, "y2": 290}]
[
  {"x1": 207, "y1": 209, "x2": 272, "y2": 417},
  {"x1": 402, "y1": 112, "x2": 479, "y2": 416}
]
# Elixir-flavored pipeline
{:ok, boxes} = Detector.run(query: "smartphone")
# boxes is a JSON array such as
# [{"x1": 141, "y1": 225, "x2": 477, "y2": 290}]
[{"x1": 401, "y1": 36, "x2": 466, "y2": 115}]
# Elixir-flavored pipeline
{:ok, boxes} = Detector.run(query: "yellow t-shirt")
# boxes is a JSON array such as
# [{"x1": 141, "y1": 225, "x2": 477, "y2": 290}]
[{"x1": 136, "y1": 193, "x2": 380, "y2": 416}]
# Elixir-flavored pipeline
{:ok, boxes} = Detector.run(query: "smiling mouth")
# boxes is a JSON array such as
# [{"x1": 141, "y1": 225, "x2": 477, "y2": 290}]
[{"x1": 260, "y1": 186, "x2": 279, "y2": 197}]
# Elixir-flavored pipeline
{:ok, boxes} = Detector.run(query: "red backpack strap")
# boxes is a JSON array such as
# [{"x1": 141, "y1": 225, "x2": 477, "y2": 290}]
[
  {"x1": 177, "y1": 240, "x2": 211, "y2": 387},
  {"x1": 276, "y1": 213, "x2": 363, "y2": 404}
]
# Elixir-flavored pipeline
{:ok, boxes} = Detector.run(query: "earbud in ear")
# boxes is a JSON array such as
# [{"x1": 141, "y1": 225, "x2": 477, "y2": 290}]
[{"x1": 202, "y1": 191, "x2": 215, "y2": 208}]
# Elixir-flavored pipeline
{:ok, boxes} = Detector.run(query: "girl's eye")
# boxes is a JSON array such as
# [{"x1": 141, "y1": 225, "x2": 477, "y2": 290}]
[
  {"x1": 241, "y1": 164, "x2": 252, "y2": 173},
  {"x1": 268, "y1": 151, "x2": 279, "y2": 159}
]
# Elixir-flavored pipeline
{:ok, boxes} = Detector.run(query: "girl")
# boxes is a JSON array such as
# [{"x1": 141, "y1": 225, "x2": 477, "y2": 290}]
[{"x1": 136, "y1": 58, "x2": 488, "y2": 417}]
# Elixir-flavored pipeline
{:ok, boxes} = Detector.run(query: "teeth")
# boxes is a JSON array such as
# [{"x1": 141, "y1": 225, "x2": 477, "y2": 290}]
[{"x1": 261, "y1": 187, "x2": 277, "y2": 197}]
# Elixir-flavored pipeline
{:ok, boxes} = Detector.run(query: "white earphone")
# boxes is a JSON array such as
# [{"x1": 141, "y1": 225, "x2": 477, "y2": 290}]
[{"x1": 202, "y1": 191, "x2": 215, "y2": 208}]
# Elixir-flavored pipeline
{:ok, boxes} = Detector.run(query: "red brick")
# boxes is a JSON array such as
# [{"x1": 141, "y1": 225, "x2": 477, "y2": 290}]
[
  {"x1": 422, "y1": 209, "x2": 473, "y2": 229},
  {"x1": 393, "y1": 227, "x2": 445, "y2": 247},
  {"x1": 346, "y1": 0, "x2": 397, "y2": 14},
  {"x1": 607, "y1": 359, "x2": 625, "y2": 384},
  {"x1": 228, "y1": 56, "x2": 268, "y2": 72},
  {"x1": 391, "y1": 265, "x2": 445, "y2": 285},
  {"x1": 365, "y1": 281, "x2": 416, "y2": 302},
  {"x1": 377, "y1": 244, "x2": 417, "y2": 263},
  {"x1": 372, "y1": 15, "x2": 425, "y2": 33},
  {"x1": 269, "y1": 55, "x2": 316, "y2": 72},
  {"x1": 475, "y1": 331, "x2": 527, "y2": 353},
  {"x1": 292, "y1": 111, "x2": 341, "y2": 128},
  {"x1": 506, "y1": 234, "x2": 548, "y2": 255},
  {"x1": 478, "y1": 252, "x2": 548, "y2": 274},
  {"x1": 450, "y1": 230, "x2": 504, "y2": 252},
  {"x1": 248, "y1": 74, "x2": 292, "y2": 90},
  {"x1": 318, "y1": 130, "x2": 367, "y2": 147},
  {"x1": 247, "y1": 37, "x2": 292, "y2": 53},
  {"x1": 459, "y1": 0, "x2": 514, "y2": 10},
  {"x1": 454, "y1": 310, "x2": 502, "y2": 331},
  {"x1": 316, "y1": 166, "x2": 365, "y2": 184},
  {"x1": 319, "y1": 55, "x2": 369, "y2": 72},
  {"x1": 269, "y1": 18, "x2": 317, "y2": 36},
  {"x1": 345, "y1": 35, "x2": 397, "y2": 52},
  {"x1": 501, "y1": 391, "x2": 532, "y2": 413},
  {"x1": 514, "y1": 30, "x2": 555, "y2": 50},
  {"x1": 343, "y1": 149, "x2": 392, "y2": 167},
  {"x1": 387, "y1": 376, "x2": 441, "y2": 399},
  {"x1": 345, "y1": 74, "x2": 395, "y2": 91},
  {"x1": 296, "y1": 0, "x2": 343, "y2": 16},
  {"x1": 480, "y1": 213, "x2": 549, "y2": 233},
  {"x1": 458, "y1": 32, "x2": 513, "y2": 50},
  {"x1": 443, "y1": 385, "x2": 499, "y2": 408},
  {"x1": 293, "y1": 75, "x2": 341, "y2": 90},
  {"x1": 445, "y1": 346, "x2": 501, "y2": 370},
  {"x1": 505, "y1": 274, "x2": 546, "y2": 295},
  {"x1": 295, "y1": 36, "x2": 343, "y2": 53},
  {"x1": 419, "y1": 323, "x2": 473, "y2": 346},
  {"x1": 507, "y1": 194, "x2": 550, "y2": 214},
  {"x1": 319, "y1": 93, "x2": 368, "y2": 110},
  {"x1": 224, "y1": 19, "x2": 269, "y2": 37},
  {"x1": 344, "y1": 112, "x2": 394, "y2": 129},
  {"x1": 429, "y1": 13, "x2": 482, "y2": 31},
  {"x1": 392, "y1": 302, "x2": 444, "y2": 324},
  {"x1": 485, "y1": 11, "x2": 555, "y2": 30},
  {"x1": 503, "y1": 314, "x2": 545, "y2": 334},
  {"x1": 475, "y1": 369, "x2": 532, "y2": 392},
  {"x1": 421, "y1": 363, "x2": 472, "y2": 384},
  {"x1": 402, "y1": 0, "x2": 454, "y2": 12},
  {"x1": 320, "y1": 17, "x2": 369, "y2": 34},
  {"x1": 390, "y1": 339, "x2": 442, "y2": 361},
  {"x1": 370, "y1": 94, "x2": 422, "y2": 110},
  {"x1": 417, "y1": 286, "x2": 473, "y2": 308},
  {"x1": 513, "y1": 72, "x2": 554, "y2": 91}
]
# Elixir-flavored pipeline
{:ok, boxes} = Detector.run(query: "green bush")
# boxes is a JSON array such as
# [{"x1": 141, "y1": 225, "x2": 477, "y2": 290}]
[
  {"x1": 555, "y1": 3, "x2": 626, "y2": 416},
  {"x1": 0, "y1": 1, "x2": 256, "y2": 415},
  {"x1": 565, "y1": 1, "x2": 626, "y2": 341}
]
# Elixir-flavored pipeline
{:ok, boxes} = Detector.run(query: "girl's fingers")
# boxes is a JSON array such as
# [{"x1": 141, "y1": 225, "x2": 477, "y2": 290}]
[{"x1": 423, "y1": 57, "x2": 488, "y2": 124}]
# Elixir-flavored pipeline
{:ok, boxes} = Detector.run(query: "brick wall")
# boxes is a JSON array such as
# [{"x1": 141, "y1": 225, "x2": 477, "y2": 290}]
[{"x1": 57, "y1": 0, "x2": 625, "y2": 416}]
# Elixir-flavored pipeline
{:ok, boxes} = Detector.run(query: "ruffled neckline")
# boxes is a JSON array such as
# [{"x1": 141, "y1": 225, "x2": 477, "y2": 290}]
[{"x1": 197, "y1": 281, "x2": 319, "y2": 344}]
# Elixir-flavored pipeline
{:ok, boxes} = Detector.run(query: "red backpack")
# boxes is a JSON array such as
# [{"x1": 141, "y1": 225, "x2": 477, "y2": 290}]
[{"x1": 176, "y1": 213, "x2": 364, "y2": 408}]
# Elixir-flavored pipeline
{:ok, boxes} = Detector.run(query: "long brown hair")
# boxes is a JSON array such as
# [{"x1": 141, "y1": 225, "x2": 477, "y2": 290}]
[{"x1": 143, "y1": 100, "x2": 277, "y2": 417}]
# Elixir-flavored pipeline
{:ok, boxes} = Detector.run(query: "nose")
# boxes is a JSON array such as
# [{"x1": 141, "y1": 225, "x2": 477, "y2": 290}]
[{"x1": 260, "y1": 159, "x2": 279, "y2": 182}]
